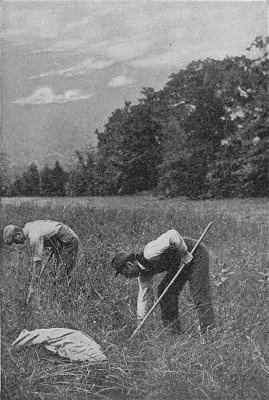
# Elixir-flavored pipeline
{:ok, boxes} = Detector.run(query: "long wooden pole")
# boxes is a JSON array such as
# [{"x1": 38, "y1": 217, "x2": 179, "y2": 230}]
[{"x1": 129, "y1": 221, "x2": 213, "y2": 340}]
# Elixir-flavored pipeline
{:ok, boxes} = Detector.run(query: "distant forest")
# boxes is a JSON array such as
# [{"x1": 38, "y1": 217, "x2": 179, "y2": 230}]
[{"x1": 1, "y1": 36, "x2": 268, "y2": 199}]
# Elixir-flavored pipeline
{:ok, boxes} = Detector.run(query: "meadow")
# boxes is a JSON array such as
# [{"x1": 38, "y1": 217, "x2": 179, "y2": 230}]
[{"x1": 1, "y1": 195, "x2": 268, "y2": 400}]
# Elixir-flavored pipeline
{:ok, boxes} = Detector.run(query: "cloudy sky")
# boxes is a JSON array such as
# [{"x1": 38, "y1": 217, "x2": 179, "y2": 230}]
[{"x1": 1, "y1": 0, "x2": 267, "y2": 171}]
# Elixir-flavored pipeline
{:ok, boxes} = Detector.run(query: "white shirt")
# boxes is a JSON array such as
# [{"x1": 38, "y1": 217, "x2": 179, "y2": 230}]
[
  {"x1": 23, "y1": 220, "x2": 63, "y2": 262},
  {"x1": 137, "y1": 229, "x2": 192, "y2": 320},
  {"x1": 143, "y1": 229, "x2": 188, "y2": 260}
]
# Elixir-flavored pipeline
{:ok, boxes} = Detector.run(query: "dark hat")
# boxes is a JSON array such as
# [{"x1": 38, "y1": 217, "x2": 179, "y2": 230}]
[{"x1": 111, "y1": 252, "x2": 131, "y2": 277}]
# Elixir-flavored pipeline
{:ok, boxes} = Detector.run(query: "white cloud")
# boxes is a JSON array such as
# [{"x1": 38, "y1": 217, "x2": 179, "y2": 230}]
[
  {"x1": 32, "y1": 38, "x2": 89, "y2": 54},
  {"x1": 32, "y1": 29, "x2": 99, "y2": 55},
  {"x1": 30, "y1": 58, "x2": 115, "y2": 79},
  {"x1": 63, "y1": 17, "x2": 94, "y2": 32},
  {"x1": 13, "y1": 87, "x2": 94, "y2": 105},
  {"x1": 91, "y1": 33, "x2": 154, "y2": 62},
  {"x1": 4, "y1": 8, "x2": 99, "y2": 51},
  {"x1": 3, "y1": 28, "x2": 28, "y2": 46},
  {"x1": 5, "y1": 8, "x2": 59, "y2": 41},
  {"x1": 108, "y1": 75, "x2": 134, "y2": 88}
]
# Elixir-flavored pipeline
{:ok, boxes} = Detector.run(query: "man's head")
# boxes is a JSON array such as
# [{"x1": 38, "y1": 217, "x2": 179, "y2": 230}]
[
  {"x1": 3, "y1": 225, "x2": 25, "y2": 245},
  {"x1": 111, "y1": 252, "x2": 141, "y2": 279}
]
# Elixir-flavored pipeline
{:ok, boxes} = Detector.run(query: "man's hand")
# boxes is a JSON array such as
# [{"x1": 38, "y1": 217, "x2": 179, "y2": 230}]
[{"x1": 181, "y1": 250, "x2": 193, "y2": 264}]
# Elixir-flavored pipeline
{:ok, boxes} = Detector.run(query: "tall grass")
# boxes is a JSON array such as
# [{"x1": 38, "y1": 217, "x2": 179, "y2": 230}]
[{"x1": 1, "y1": 197, "x2": 268, "y2": 399}]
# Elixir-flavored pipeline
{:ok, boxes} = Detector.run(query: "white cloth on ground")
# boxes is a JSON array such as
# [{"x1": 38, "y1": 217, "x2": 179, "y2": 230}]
[{"x1": 11, "y1": 328, "x2": 107, "y2": 363}]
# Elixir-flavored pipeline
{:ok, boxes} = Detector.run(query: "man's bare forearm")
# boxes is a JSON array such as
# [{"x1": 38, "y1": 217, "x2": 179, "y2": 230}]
[{"x1": 27, "y1": 261, "x2": 42, "y2": 303}]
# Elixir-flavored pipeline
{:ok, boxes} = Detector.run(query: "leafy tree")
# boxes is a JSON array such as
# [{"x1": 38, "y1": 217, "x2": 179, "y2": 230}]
[
  {"x1": 68, "y1": 149, "x2": 97, "y2": 196},
  {"x1": 156, "y1": 58, "x2": 229, "y2": 198},
  {"x1": 21, "y1": 163, "x2": 40, "y2": 196},
  {"x1": 117, "y1": 101, "x2": 163, "y2": 194},
  {"x1": 50, "y1": 161, "x2": 68, "y2": 196},
  {"x1": 40, "y1": 165, "x2": 53, "y2": 197},
  {"x1": 96, "y1": 103, "x2": 133, "y2": 195},
  {"x1": 7, "y1": 176, "x2": 24, "y2": 197},
  {"x1": 157, "y1": 117, "x2": 190, "y2": 197},
  {"x1": 0, "y1": 148, "x2": 10, "y2": 196},
  {"x1": 206, "y1": 36, "x2": 269, "y2": 198},
  {"x1": 234, "y1": 36, "x2": 268, "y2": 196},
  {"x1": 96, "y1": 93, "x2": 163, "y2": 195},
  {"x1": 6, "y1": 163, "x2": 40, "y2": 197},
  {"x1": 40, "y1": 162, "x2": 68, "y2": 196},
  {"x1": 156, "y1": 36, "x2": 268, "y2": 199}
]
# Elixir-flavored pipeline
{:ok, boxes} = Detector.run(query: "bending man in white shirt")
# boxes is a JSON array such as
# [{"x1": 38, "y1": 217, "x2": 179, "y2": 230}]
[
  {"x1": 111, "y1": 229, "x2": 214, "y2": 335},
  {"x1": 3, "y1": 220, "x2": 79, "y2": 299}
]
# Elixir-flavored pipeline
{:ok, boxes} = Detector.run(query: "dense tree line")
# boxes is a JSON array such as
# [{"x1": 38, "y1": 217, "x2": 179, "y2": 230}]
[
  {"x1": 3, "y1": 161, "x2": 68, "y2": 197},
  {"x1": 2, "y1": 36, "x2": 268, "y2": 199}
]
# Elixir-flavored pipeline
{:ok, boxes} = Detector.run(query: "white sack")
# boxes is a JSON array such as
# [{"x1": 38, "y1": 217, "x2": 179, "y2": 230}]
[{"x1": 11, "y1": 328, "x2": 107, "y2": 363}]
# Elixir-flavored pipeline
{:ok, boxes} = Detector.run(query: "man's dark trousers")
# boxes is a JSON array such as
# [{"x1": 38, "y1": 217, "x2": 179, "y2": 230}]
[{"x1": 157, "y1": 238, "x2": 214, "y2": 334}]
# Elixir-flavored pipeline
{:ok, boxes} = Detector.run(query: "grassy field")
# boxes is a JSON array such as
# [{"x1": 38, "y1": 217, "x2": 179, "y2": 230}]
[{"x1": 1, "y1": 195, "x2": 268, "y2": 400}]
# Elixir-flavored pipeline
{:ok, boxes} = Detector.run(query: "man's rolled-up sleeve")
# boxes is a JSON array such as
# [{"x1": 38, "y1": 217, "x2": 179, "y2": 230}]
[{"x1": 137, "y1": 274, "x2": 154, "y2": 321}]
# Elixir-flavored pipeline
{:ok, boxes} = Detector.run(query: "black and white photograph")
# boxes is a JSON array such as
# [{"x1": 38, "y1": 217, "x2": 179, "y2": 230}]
[{"x1": 1, "y1": 1, "x2": 268, "y2": 399}]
